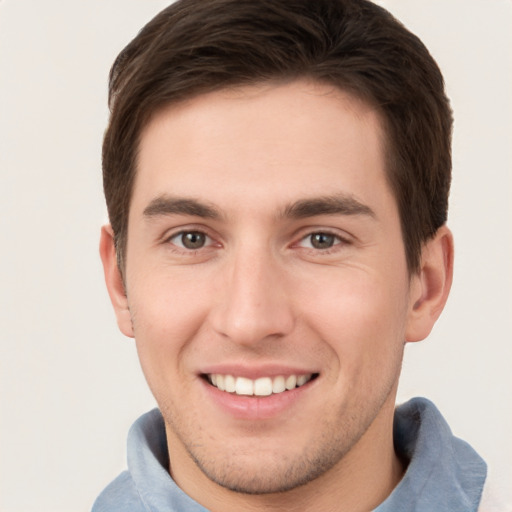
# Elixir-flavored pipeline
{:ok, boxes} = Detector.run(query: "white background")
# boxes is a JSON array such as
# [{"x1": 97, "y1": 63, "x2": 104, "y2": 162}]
[{"x1": 0, "y1": 1, "x2": 510, "y2": 510}]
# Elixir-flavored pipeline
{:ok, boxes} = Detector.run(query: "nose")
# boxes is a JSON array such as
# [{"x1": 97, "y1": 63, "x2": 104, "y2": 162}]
[{"x1": 209, "y1": 246, "x2": 295, "y2": 346}]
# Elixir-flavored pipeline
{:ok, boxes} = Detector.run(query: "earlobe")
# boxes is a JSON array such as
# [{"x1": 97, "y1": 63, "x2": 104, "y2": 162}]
[
  {"x1": 405, "y1": 225, "x2": 454, "y2": 343},
  {"x1": 99, "y1": 225, "x2": 134, "y2": 338}
]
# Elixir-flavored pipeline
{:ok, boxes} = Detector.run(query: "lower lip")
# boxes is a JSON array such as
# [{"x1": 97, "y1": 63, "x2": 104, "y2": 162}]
[{"x1": 200, "y1": 377, "x2": 316, "y2": 421}]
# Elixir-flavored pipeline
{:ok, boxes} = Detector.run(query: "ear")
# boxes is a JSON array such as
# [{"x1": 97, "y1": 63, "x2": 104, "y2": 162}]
[
  {"x1": 405, "y1": 225, "x2": 454, "y2": 343},
  {"x1": 99, "y1": 225, "x2": 134, "y2": 338}
]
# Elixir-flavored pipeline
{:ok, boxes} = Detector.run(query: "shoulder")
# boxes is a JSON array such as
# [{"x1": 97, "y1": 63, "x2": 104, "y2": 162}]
[
  {"x1": 92, "y1": 470, "x2": 146, "y2": 512},
  {"x1": 380, "y1": 398, "x2": 488, "y2": 511}
]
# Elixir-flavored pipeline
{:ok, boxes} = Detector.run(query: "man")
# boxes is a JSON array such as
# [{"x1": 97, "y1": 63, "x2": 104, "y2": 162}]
[{"x1": 94, "y1": 0, "x2": 490, "y2": 510}]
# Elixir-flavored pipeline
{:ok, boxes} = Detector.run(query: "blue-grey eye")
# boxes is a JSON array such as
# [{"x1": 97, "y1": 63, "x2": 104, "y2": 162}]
[
  {"x1": 309, "y1": 232, "x2": 336, "y2": 249},
  {"x1": 177, "y1": 231, "x2": 207, "y2": 249}
]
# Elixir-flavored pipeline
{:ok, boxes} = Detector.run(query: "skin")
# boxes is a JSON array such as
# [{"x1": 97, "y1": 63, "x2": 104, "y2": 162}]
[{"x1": 101, "y1": 80, "x2": 453, "y2": 511}]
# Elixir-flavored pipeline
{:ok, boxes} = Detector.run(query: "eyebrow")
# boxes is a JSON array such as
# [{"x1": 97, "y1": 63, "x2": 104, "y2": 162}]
[
  {"x1": 281, "y1": 194, "x2": 375, "y2": 219},
  {"x1": 142, "y1": 193, "x2": 375, "y2": 221},
  {"x1": 143, "y1": 195, "x2": 221, "y2": 220}
]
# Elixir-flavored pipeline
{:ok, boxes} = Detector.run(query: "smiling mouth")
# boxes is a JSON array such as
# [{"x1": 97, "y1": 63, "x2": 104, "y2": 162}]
[{"x1": 204, "y1": 373, "x2": 318, "y2": 397}]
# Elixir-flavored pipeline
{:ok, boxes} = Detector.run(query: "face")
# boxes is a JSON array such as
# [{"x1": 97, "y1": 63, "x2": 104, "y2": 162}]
[{"x1": 105, "y1": 81, "x2": 426, "y2": 497}]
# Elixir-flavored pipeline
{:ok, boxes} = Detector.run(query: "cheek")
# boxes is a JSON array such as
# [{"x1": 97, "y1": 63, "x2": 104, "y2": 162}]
[
  {"x1": 299, "y1": 269, "x2": 409, "y2": 362},
  {"x1": 127, "y1": 268, "x2": 213, "y2": 377}
]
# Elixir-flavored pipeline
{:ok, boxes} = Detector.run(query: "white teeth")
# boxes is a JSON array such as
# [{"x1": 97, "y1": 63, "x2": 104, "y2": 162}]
[
  {"x1": 216, "y1": 374, "x2": 225, "y2": 391},
  {"x1": 272, "y1": 375, "x2": 286, "y2": 394},
  {"x1": 254, "y1": 377, "x2": 273, "y2": 396},
  {"x1": 235, "y1": 377, "x2": 253, "y2": 395},
  {"x1": 224, "y1": 374, "x2": 236, "y2": 393},
  {"x1": 208, "y1": 373, "x2": 313, "y2": 396},
  {"x1": 285, "y1": 375, "x2": 297, "y2": 390},
  {"x1": 296, "y1": 375, "x2": 309, "y2": 387}
]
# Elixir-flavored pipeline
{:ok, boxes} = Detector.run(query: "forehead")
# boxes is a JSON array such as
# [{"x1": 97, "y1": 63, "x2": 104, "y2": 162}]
[{"x1": 132, "y1": 80, "x2": 393, "y2": 217}]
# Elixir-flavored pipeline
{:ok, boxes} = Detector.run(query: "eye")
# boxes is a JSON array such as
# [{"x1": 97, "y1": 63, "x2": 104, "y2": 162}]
[
  {"x1": 169, "y1": 231, "x2": 212, "y2": 250},
  {"x1": 298, "y1": 232, "x2": 343, "y2": 250}
]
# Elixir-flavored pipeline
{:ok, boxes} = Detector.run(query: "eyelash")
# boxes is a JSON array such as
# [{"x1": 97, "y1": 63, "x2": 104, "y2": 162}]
[
  {"x1": 165, "y1": 230, "x2": 217, "y2": 253},
  {"x1": 295, "y1": 230, "x2": 350, "y2": 254}
]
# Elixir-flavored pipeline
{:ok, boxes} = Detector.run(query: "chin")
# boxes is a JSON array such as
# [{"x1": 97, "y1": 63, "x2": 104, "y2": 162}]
[{"x1": 181, "y1": 429, "x2": 352, "y2": 496}]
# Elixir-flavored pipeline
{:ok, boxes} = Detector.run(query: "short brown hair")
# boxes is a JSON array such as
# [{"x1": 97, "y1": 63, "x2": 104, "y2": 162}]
[{"x1": 103, "y1": 0, "x2": 452, "y2": 274}]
